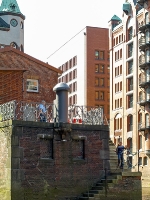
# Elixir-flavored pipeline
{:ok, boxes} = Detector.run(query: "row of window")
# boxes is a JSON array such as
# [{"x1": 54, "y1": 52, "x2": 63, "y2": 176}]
[
  {"x1": 58, "y1": 69, "x2": 77, "y2": 83},
  {"x1": 115, "y1": 65, "x2": 122, "y2": 77},
  {"x1": 69, "y1": 82, "x2": 77, "y2": 93},
  {"x1": 115, "y1": 49, "x2": 122, "y2": 61},
  {"x1": 95, "y1": 77, "x2": 110, "y2": 87},
  {"x1": 95, "y1": 64, "x2": 110, "y2": 74},
  {"x1": 113, "y1": 34, "x2": 124, "y2": 46},
  {"x1": 115, "y1": 98, "x2": 122, "y2": 109},
  {"x1": 69, "y1": 94, "x2": 77, "y2": 105},
  {"x1": 115, "y1": 82, "x2": 122, "y2": 93},
  {"x1": 95, "y1": 91, "x2": 110, "y2": 101},
  {"x1": 58, "y1": 56, "x2": 77, "y2": 72},
  {"x1": 95, "y1": 50, "x2": 110, "y2": 61}
]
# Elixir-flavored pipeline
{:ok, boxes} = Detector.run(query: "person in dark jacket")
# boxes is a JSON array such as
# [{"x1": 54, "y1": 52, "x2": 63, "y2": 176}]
[{"x1": 116, "y1": 142, "x2": 127, "y2": 169}]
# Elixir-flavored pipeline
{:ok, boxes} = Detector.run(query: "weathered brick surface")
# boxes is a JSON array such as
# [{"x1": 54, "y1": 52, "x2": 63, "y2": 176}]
[
  {"x1": 0, "y1": 120, "x2": 109, "y2": 200},
  {"x1": 0, "y1": 48, "x2": 62, "y2": 104}
]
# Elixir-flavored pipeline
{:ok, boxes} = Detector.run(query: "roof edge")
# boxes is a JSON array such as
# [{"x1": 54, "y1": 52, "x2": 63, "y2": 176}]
[{"x1": 0, "y1": 47, "x2": 62, "y2": 74}]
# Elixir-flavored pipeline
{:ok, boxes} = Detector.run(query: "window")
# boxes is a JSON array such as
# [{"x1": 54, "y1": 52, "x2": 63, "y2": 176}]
[
  {"x1": 73, "y1": 94, "x2": 77, "y2": 104},
  {"x1": 139, "y1": 157, "x2": 142, "y2": 166},
  {"x1": 73, "y1": 82, "x2": 77, "y2": 92},
  {"x1": 73, "y1": 56, "x2": 77, "y2": 66},
  {"x1": 100, "y1": 64, "x2": 104, "y2": 73},
  {"x1": 40, "y1": 139, "x2": 53, "y2": 159},
  {"x1": 69, "y1": 96, "x2": 72, "y2": 106},
  {"x1": 95, "y1": 50, "x2": 104, "y2": 60},
  {"x1": 120, "y1": 65, "x2": 122, "y2": 75},
  {"x1": 95, "y1": 78, "x2": 99, "y2": 86},
  {"x1": 72, "y1": 140, "x2": 85, "y2": 159},
  {"x1": 100, "y1": 78, "x2": 104, "y2": 87},
  {"x1": 73, "y1": 69, "x2": 77, "y2": 79},
  {"x1": 145, "y1": 12, "x2": 149, "y2": 24},
  {"x1": 69, "y1": 59, "x2": 72, "y2": 69},
  {"x1": 69, "y1": 72, "x2": 72, "y2": 81},
  {"x1": 100, "y1": 91, "x2": 104, "y2": 100},
  {"x1": 128, "y1": 43, "x2": 133, "y2": 57},
  {"x1": 128, "y1": 95, "x2": 133, "y2": 108},
  {"x1": 95, "y1": 91, "x2": 99, "y2": 100},
  {"x1": 128, "y1": 60, "x2": 133, "y2": 74},
  {"x1": 95, "y1": 51, "x2": 99, "y2": 59},
  {"x1": 10, "y1": 42, "x2": 17, "y2": 49},
  {"x1": 143, "y1": 157, "x2": 148, "y2": 166},
  {"x1": 65, "y1": 62, "x2": 68, "y2": 71},
  {"x1": 65, "y1": 74, "x2": 68, "y2": 82},
  {"x1": 95, "y1": 64, "x2": 99, "y2": 73},
  {"x1": 27, "y1": 79, "x2": 38, "y2": 92},
  {"x1": 20, "y1": 22, "x2": 23, "y2": 29},
  {"x1": 128, "y1": 27, "x2": 133, "y2": 41}
]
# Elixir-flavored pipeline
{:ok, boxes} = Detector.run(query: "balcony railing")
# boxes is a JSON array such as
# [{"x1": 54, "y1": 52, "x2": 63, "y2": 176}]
[
  {"x1": 0, "y1": 100, "x2": 104, "y2": 125},
  {"x1": 139, "y1": 77, "x2": 150, "y2": 87},
  {"x1": 138, "y1": 122, "x2": 150, "y2": 130},
  {"x1": 138, "y1": 96, "x2": 150, "y2": 105}
]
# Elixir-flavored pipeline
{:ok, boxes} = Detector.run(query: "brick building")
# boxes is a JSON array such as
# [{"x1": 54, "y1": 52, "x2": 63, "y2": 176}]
[
  {"x1": 0, "y1": 47, "x2": 61, "y2": 104},
  {"x1": 48, "y1": 26, "x2": 110, "y2": 124}
]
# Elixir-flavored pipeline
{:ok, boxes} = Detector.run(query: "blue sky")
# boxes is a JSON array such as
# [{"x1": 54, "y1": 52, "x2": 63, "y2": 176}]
[{"x1": 0, "y1": 0, "x2": 125, "y2": 63}]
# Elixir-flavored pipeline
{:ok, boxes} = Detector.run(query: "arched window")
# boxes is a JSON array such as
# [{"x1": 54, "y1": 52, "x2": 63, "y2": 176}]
[
  {"x1": 10, "y1": 42, "x2": 17, "y2": 49},
  {"x1": 127, "y1": 115, "x2": 133, "y2": 132},
  {"x1": 20, "y1": 22, "x2": 24, "y2": 29}
]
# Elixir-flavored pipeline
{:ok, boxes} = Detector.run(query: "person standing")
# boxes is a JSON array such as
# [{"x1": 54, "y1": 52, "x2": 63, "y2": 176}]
[
  {"x1": 116, "y1": 142, "x2": 127, "y2": 169},
  {"x1": 39, "y1": 100, "x2": 47, "y2": 122}
]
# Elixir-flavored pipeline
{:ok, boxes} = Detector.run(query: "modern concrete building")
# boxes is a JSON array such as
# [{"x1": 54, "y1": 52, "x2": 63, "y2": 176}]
[
  {"x1": 48, "y1": 26, "x2": 110, "y2": 124},
  {"x1": 0, "y1": 0, "x2": 25, "y2": 51},
  {"x1": 109, "y1": 0, "x2": 150, "y2": 184}
]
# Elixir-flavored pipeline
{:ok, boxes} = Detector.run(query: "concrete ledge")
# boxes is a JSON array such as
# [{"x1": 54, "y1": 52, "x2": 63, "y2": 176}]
[{"x1": 122, "y1": 172, "x2": 142, "y2": 177}]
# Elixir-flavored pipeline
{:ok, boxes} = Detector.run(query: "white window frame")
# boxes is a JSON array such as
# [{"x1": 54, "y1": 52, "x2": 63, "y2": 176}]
[{"x1": 26, "y1": 79, "x2": 39, "y2": 92}]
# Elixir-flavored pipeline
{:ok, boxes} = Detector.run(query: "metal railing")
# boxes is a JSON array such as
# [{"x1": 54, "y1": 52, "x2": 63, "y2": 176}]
[{"x1": 0, "y1": 100, "x2": 104, "y2": 125}]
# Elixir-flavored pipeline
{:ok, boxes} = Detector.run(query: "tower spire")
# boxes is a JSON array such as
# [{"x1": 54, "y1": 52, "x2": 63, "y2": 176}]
[{"x1": 0, "y1": 0, "x2": 21, "y2": 13}]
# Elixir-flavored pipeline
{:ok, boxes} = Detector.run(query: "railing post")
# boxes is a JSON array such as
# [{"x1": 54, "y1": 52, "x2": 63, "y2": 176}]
[{"x1": 53, "y1": 83, "x2": 70, "y2": 123}]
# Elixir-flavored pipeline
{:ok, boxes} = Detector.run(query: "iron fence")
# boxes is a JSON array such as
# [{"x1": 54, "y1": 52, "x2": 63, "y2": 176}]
[{"x1": 0, "y1": 100, "x2": 104, "y2": 125}]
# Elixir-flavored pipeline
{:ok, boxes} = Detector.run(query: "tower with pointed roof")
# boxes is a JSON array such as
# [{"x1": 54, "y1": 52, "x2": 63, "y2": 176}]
[{"x1": 0, "y1": 0, "x2": 25, "y2": 51}]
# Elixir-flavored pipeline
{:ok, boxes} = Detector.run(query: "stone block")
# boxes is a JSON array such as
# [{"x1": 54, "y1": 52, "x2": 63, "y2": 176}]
[
  {"x1": 11, "y1": 158, "x2": 20, "y2": 169},
  {"x1": 11, "y1": 136, "x2": 19, "y2": 146}
]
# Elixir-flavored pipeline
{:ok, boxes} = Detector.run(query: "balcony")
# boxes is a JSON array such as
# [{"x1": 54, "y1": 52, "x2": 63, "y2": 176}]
[
  {"x1": 138, "y1": 121, "x2": 150, "y2": 131},
  {"x1": 139, "y1": 37, "x2": 150, "y2": 51},
  {"x1": 139, "y1": 55, "x2": 150, "y2": 69},
  {"x1": 139, "y1": 20, "x2": 150, "y2": 33},
  {"x1": 138, "y1": 96, "x2": 150, "y2": 106},
  {"x1": 139, "y1": 77, "x2": 150, "y2": 88}
]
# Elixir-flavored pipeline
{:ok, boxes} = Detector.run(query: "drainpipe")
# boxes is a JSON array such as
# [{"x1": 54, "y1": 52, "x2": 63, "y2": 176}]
[{"x1": 53, "y1": 82, "x2": 70, "y2": 123}]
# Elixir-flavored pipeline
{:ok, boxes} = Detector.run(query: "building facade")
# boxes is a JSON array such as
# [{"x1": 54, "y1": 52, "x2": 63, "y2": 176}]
[
  {"x1": 48, "y1": 26, "x2": 110, "y2": 124},
  {"x1": 109, "y1": 0, "x2": 150, "y2": 182}
]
